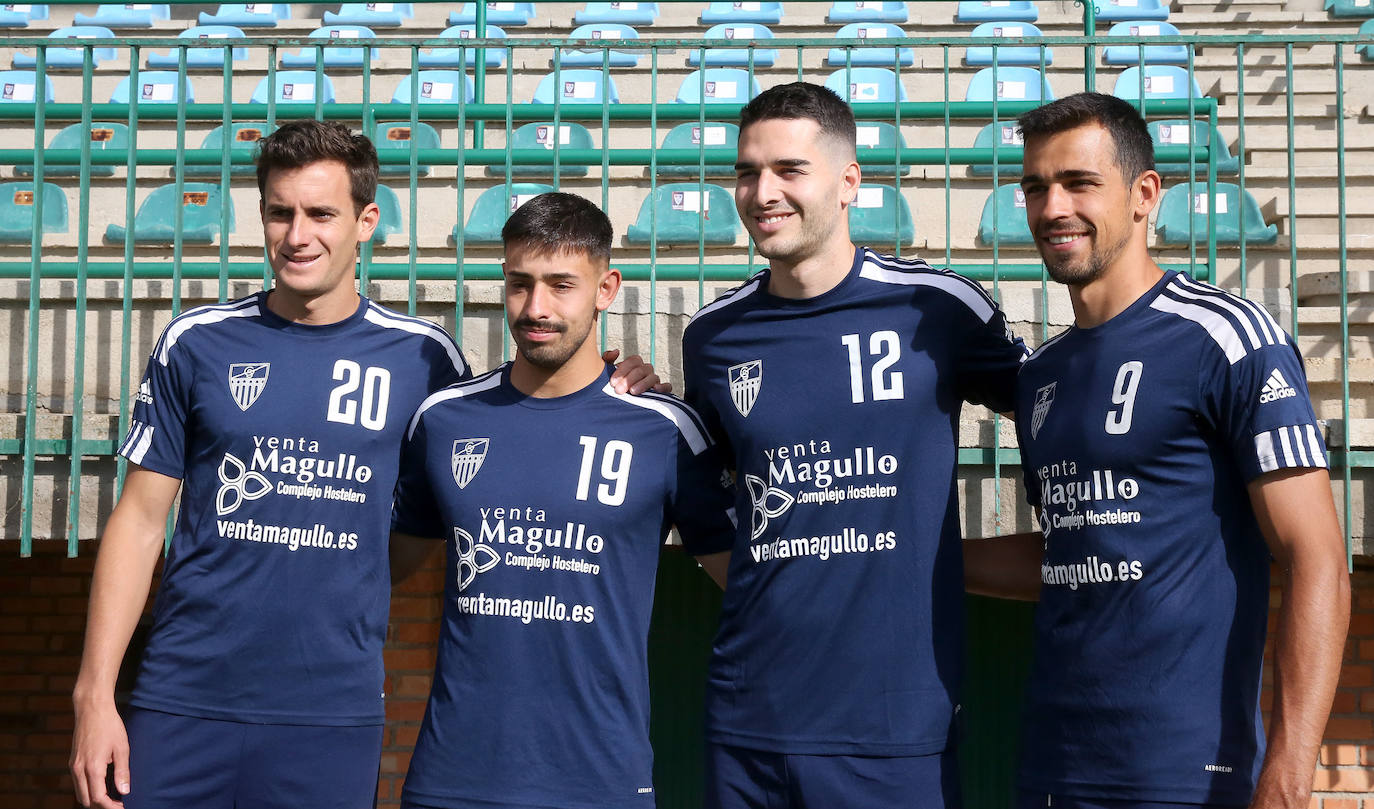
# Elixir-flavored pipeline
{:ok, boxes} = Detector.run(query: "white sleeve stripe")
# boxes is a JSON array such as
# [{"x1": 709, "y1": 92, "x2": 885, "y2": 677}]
[
  {"x1": 859, "y1": 264, "x2": 996, "y2": 323},
  {"x1": 1306, "y1": 424, "x2": 1329, "y2": 468},
  {"x1": 1290, "y1": 425, "x2": 1310, "y2": 466},
  {"x1": 128, "y1": 422, "x2": 155, "y2": 465},
  {"x1": 1232, "y1": 293, "x2": 1283, "y2": 346},
  {"x1": 1177, "y1": 274, "x2": 1285, "y2": 347},
  {"x1": 640, "y1": 390, "x2": 712, "y2": 438},
  {"x1": 117, "y1": 420, "x2": 143, "y2": 458},
  {"x1": 157, "y1": 299, "x2": 260, "y2": 366},
  {"x1": 601, "y1": 384, "x2": 710, "y2": 454},
  {"x1": 1167, "y1": 280, "x2": 1265, "y2": 349},
  {"x1": 363, "y1": 307, "x2": 468, "y2": 375},
  {"x1": 1255, "y1": 431, "x2": 1278, "y2": 473},
  {"x1": 405, "y1": 370, "x2": 503, "y2": 440},
  {"x1": 1149, "y1": 295, "x2": 1246, "y2": 364},
  {"x1": 688, "y1": 276, "x2": 765, "y2": 325},
  {"x1": 1277, "y1": 427, "x2": 1296, "y2": 467}
]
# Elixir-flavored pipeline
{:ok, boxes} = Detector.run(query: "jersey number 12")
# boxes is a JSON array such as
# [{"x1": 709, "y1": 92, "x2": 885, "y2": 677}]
[{"x1": 841, "y1": 331, "x2": 904, "y2": 404}]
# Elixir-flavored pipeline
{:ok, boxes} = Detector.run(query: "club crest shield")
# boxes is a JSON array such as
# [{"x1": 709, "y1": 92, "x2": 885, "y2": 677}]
[
  {"x1": 451, "y1": 438, "x2": 490, "y2": 489},
  {"x1": 227, "y1": 363, "x2": 270, "y2": 411},
  {"x1": 1031, "y1": 382, "x2": 1056, "y2": 440},
  {"x1": 728, "y1": 360, "x2": 762, "y2": 417}
]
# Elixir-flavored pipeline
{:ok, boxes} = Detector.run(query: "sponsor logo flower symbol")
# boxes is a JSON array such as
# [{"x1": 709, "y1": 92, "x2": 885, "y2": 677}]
[
  {"x1": 744, "y1": 473, "x2": 794, "y2": 541},
  {"x1": 454, "y1": 526, "x2": 499, "y2": 591},
  {"x1": 216, "y1": 452, "x2": 272, "y2": 516}
]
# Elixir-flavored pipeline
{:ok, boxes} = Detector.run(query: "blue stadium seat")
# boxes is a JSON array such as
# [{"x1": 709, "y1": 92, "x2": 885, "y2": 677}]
[
  {"x1": 675, "y1": 68, "x2": 761, "y2": 104},
  {"x1": 1327, "y1": 0, "x2": 1374, "y2": 17},
  {"x1": 1095, "y1": 0, "x2": 1169, "y2": 22},
  {"x1": 371, "y1": 185, "x2": 403, "y2": 243},
  {"x1": 1155, "y1": 182, "x2": 1276, "y2": 244},
  {"x1": 965, "y1": 21, "x2": 1052, "y2": 66},
  {"x1": 488, "y1": 121, "x2": 594, "y2": 177},
  {"x1": 110, "y1": 71, "x2": 193, "y2": 104},
  {"x1": 854, "y1": 121, "x2": 909, "y2": 177},
  {"x1": 657, "y1": 121, "x2": 737, "y2": 177},
  {"x1": 849, "y1": 184, "x2": 913, "y2": 246},
  {"x1": 18, "y1": 122, "x2": 126, "y2": 177},
  {"x1": 625, "y1": 183, "x2": 738, "y2": 245},
  {"x1": 280, "y1": 25, "x2": 378, "y2": 69},
  {"x1": 969, "y1": 120, "x2": 1023, "y2": 177},
  {"x1": 957, "y1": 0, "x2": 1037, "y2": 22},
  {"x1": 420, "y1": 24, "x2": 507, "y2": 68},
  {"x1": 700, "y1": 1, "x2": 783, "y2": 24},
  {"x1": 185, "y1": 122, "x2": 271, "y2": 177},
  {"x1": 198, "y1": 4, "x2": 291, "y2": 27},
  {"x1": 687, "y1": 23, "x2": 777, "y2": 67},
  {"x1": 1361, "y1": 19, "x2": 1374, "y2": 59},
  {"x1": 392, "y1": 70, "x2": 475, "y2": 104},
  {"x1": 977, "y1": 183, "x2": 1034, "y2": 245},
  {"x1": 105, "y1": 183, "x2": 233, "y2": 244},
  {"x1": 828, "y1": 1, "x2": 907, "y2": 22},
  {"x1": 1148, "y1": 119, "x2": 1239, "y2": 175},
  {"x1": 826, "y1": 23, "x2": 914, "y2": 67},
  {"x1": 449, "y1": 2, "x2": 535, "y2": 26},
  {"x1": 74, "y1": 4, "x2": 171, "y2": 28},
  {"x1": 0, "y1": 4, "x2": 50, "y2": 28},
  {"x1": 575, "y1": 2, "x2": 658, "y2": 25},
  {"x1": 323, "y1": 2, "x2": 414, "y2": 27},
  {"x1": 0, "y1": 182, "x2": 66, "y2": 242},
  {"x1": 824, "y1": 67, "x2": 908, "y2": 102},
  {"x1": 562, "y1": 23, "x2": 643, "y2": 68},
  {"x1": 532, "y1": 70, "x2": 620, "y2": 104},
  {"x1": 965, "y1": 66, "x2": 1053, "y2": 102},
  {"x1": 458, "y1": 183, "x2": 555, "y2": 243},
  {"x1": 250, "y1": 71, "x2": 337, "y2": 104},
  {"x1": 375, "y1": 121, "x2": 442, "y2": 177},
  {"x1": 1111, "y1": 65, "x2": 1203, "y2": 100},
  {"x1": 13, "y1": 26, "x2": 116, "y2": 69},
  {"x1": 1103, "y1": 20, "x2": 1187, "y2": 65},
  {"x1": 147, "y1": 25, "x2": 248, "y2": 69},
  {"x1": 0, "y1": 69, "x2": 54, "y2": 103}
]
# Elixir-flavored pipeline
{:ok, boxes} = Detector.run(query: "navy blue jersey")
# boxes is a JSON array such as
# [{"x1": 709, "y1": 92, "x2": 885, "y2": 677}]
[
  {"x1": 1015, "y1": 271, "x2": 1329, "y2": 804},
  {"x1": 118, "y1": 292, "x2": 469, "y2": 725},
  {"x1": 392, "y1": 364, "x2": 735, "y2": 809},
  {"x1": 682, "y1": 248, "x2": 1028, "y2": 756}
]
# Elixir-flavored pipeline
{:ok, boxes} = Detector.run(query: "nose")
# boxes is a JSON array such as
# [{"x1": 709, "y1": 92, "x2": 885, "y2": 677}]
[
  {"x1": 753, "y1": 169, "x2": 783, "y2": 208},
  {"x1": 523, "y1": 282, "x2": 553, "y2": 320},
  {"x1": 1041, "y1": 183, "x2": 1073, "y2": 221},
  {"x1": 284, "y1": 211, "x2": 311, "y2": 247}
]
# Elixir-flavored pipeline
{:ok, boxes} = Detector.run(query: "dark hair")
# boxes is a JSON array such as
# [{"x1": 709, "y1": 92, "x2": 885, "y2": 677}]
[
  {"x1": 255, "y1": 120, "x2": 378, "y2": 214},
  {"x1": 1017, "y1": 92, "x2": 1155, "y2": 183},
  {"x1": 739, "y1": 81, "x2": 857, "y2": 156},
  {"x1": 501, "y1": 192, "x2": 613, "y2": 265}
]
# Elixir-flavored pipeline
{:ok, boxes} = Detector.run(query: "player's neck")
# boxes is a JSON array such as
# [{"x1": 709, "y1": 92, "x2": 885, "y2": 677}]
[
  {"x1": 1069, "y1": 250, "x2": 1165, "y2": 330},
  {"x1": 766, "y1": 241, "x2": 858, "y2": 300},
  {"x1": 509, "y1": 343, "x2": 606, "y2": 399},
  {"x1": 265, "y1": 285, "x2": 361, "y2": 326}
]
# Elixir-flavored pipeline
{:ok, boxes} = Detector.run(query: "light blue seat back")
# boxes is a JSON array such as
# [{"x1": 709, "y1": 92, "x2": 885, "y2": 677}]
[
  {"x1": 700, "y1": 1, "x2": 783, "y2": 24},
  {"x1": 1112, "y1": 65, "x2": 1204, "y2": 100},
  {"x1": 18, "y1": 122, "x2": 127, "y2": 177},
  {"x1": 0, "y1": 4, "x2": 50, "y2": 27},
  {"x1": 110, "y1": 71, "x2": 193, "y2": 103},
  {"x1": 965, "y1": 21, "x2": 1051, "y2": 66},
  {"x1": 957, "y1": 0, "x2": 1037, "y2": 22},
  {"x1": 855, "y1": 121, "x2": 910, "y2": 177},
  {"x1": 375, "y1": 121, "x2": 442, "y2": 177},
  {"x1": 1327, "y1": 0, "x2": 1374, "y2": 17},
  {"x1": 0, "y1": 181, "x2": 67, "y2": 242},
  {"x1": 625, "y1": 183, "x2": 739, "y2": 245},
  {"x1": 14, "y1": 26, "x2": 117, "y2": 69},
  {"x1": 198, "y1": 4, "x2": 291, "y2": 27},
  {"x1": 1103, "y1": 20, "x2": 1186, "y2": 64},
  {"x1": 323, "y1": 3, "x2": 415, "y2": 27},
  {"x1": 391, "y1": 70, "x2": 475, "y2": 104},
  {"x1": 250, "y1": 71, "x2": 337, "y2": 103},
  {"x1": 532, "y1": 69, "x2": 621, "y2": 104},
  {"x1": 826, "y1": 22, "x2": 914, "y2": 67},
  {"x1": 824, "y1": 66, "x2": 908, "y2": 102},
  {"x1": 657, "y1": 122, "x2": 738, "y2": 177},
  {"x1": 964, "y1": 65, "x2": 1053, "y2": 101},
  {"x1": 675, "y1": 68, "x2": 761, "y2": 104},
  {"x1": 280, "y1": 25, "x2": 377, "y2": 68},
  {"x1": 185, "y1": 122, "x2": 271, "y2": 177},
  {"x1": 105, "y1": 182, "x2": 233, "y2": 244},
  {"x1": 828, "y1": 1, "x2": 908, "y2": 22},
  {"x1": 371, "y1": 185, "x2": 403, "y2": 243},
  {"x1": 976, "y1": 183, "x2": 1034, "y2": 245},
  {"x1": 0, "y1": 69, "x2": 53, "y2": 103},
  {"x1": 849, "y1": 184, "x2": 914, "y2": 246},
  {"x1": 562, "y1": 23, "x2": 642, "y2": 67},
  {"x1": 575, "y1": 2, "x2": 659, "y2": 25},
  {"x1": 1148, "y1": 119, "x2": 1238, "y2": 175},
  {"x1": 459, "y1": 183, "x2": 556, "y2": 243},
  {"x1": 449, "y1": 2, "x2": 535, "y2": 26},
  {"x1": 1155, "y1": 182, "x2": 1277, "y2": 244},
  {"x1": 969, "y1": 120, "x2": 1023, "y2": 177},
  {"x1": 1095, "y1": 0, "x2": 1169, "y2": 22},
  {"x1": 74, "y1": 4, "x2": 171, "y2": 28},
  {"x1": 488, "y1": 121, "x2": 595, "y2": 178},
  {"x1": 420, "y1": 24, "x2": 507, "y2": 68},
  {"x1": 687, "y1": 23, "x2": 777, "y2": 67},
  {"x1": 147, "y1": 25, "x2": 248, "y2": 69}
]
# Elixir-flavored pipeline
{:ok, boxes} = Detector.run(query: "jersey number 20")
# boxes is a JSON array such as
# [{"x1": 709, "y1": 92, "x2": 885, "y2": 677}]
[{"x1": 326, "y1": 359, "x2": 392, "y2": 431}]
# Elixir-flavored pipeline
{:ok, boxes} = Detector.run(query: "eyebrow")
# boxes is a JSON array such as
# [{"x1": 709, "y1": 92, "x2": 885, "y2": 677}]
[
  {"x1": 734, "y1": 157, "x2": 812, "y2": 172},
  {"x1": 505, "y1": 270, "x2": 579, "y2": 283},
  {"x1": 265, "y1": 202, "x2": 341, "y2": 216},
  {"x1": 1020, "y1": 169, "x2": 1105, "y2": 186}
]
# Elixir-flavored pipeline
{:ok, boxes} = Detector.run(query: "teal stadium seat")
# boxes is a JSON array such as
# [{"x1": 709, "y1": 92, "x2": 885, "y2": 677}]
[
  {"x1": 199, "y1": 4, "x2": 291, "y2": 27},
  {"x1": 969, "y1": 120, "x2": 1023, "y2": 177},
  {"x1": 324, "y1": 3, "x2": 414, "y2": 27},
  {"x1": 1155, "y1": 183, "x2": 1276, "y2": 244},
  {"x1": 13, "y1": 26, "x2": 116, "y2": 69},
  {"x1": 855, "y1": 121, "x2": 910, "y2": 177},
  {"x1": 700, "y1": 1, "x2": 783, "y2": 24},
  {"x1": 1149, "y1": 119, "x2": 1238, "y2": 175},
  {"x1": 826, "y1": 23, "x2": 915, "y2": 67},
  {"x1": 185, "y1": 122, "x2": 271, "y2": 177},
  {"x1": 488, "y1": 122, "x2": 594, "y2": 178},
  {"x1": 458, "y1": 183, "x2": 555, "y2": 244},
  {"x1": 0, "y1": 182, "x2": 67, "y2": 242},
  {"x1": 657, "y1": 122, "x2": 738, "y2": 177},
  {"x1": 957, "y1": 0, "x2": 1037, "y2": 22},
  {"x1": 849, "y1": 184, "x2": 914, "y2": 246},
  {"x1": 147, "y1": 25, "x2": 248, "y2": 69},
  {"x1": 825, "y1": 66, "x2": 908, "y2": 102},
  {"x1": 533, "y1": 70, "x2": 620, "y2": 104},
  {"x1": 250, "y1": 71, "x2": 336, "y2": 103},
  {"x1": 1095, "y1": 0, "x2": 1169, "y2": 21},
  {"x1": 420, "y1": 25, "x2": 507, "y2": 68},
  {"x1": 688, "y1": 23, "x2": 777, "y2": 67},
  {"x1": 375, "y1": 121, "x2": 442, "y2": 177},
  {"x1": 392, "y1": 70, "x2": 475, "y2": 104},
  {"x1": 1327, "y1": 0, "x2": 1374, "y2": 17},
  {"x1": 965, "y1": 21, "x2": 1052, "y2": 66},
  {"x1": 74, "y1": 4, "x2": 171, "y2": 28},
  {"x1": 371, "y1": 185, "x2": 403, "y2": 243},
  {"x1": 562, "y1": 23, "x2": 643, "y2": 68},
  {"x1": 0, "y1": 69, "x2": 54, "y2": 103},
  {"x1": 1360, "y1": 20, "x2": 1374, "y2": 59},
  {"x1": 575, "y1": 2, "x2": 658, "y2": 25},
  {"x1": 280, "y1": 25, "x2": 377, "y2": 69},
  {"x1": 0, "y1": 4, "x2": 49, "y2": 27},
  {"x1": 965, "y1": 66, "x2": 1053, "y2": 101},
  {"x1": 977, "y1": 183, "x2": 1034, "y2": 245},
  {"x1": 105, "y1": 183, "x2": 233, "y2": 244},
  {"x1": 675, "y1": 68, "x2": 761, "y2": 104},
  {"x1": 18, "y1": 122, "x2": 127, "y2": 178},
  {"x1": 625, "y1": 183, "x2": 738, "y2": 245},
  {"x1": 449, "y1": 2, "x2": 535, "y2": 26},
  {"x1": 110, "y1": 71, "x2": 192, "y2": 104},
  {"x1": 1112, "y1": 65, "x2": 1204, "y2": 100},
  {"x1": 828, "y1": 1, "x2": 908, "y2": 22},
  {"x1": 1103, "y1": 21, "x2": 1187, "y2": 65}
]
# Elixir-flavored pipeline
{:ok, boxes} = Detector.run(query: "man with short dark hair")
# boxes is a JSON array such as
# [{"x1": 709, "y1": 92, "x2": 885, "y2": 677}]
[
  {"x1": 683, "y1": 81, "x2": 1029, "y2": 807},
  {"x1": 390, "y1": 192, "x2": 733, "y2": 809}
]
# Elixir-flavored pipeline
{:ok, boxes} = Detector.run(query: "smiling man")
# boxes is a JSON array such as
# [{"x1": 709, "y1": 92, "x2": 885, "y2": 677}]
[{"x1": 681, "y1": 82, "x2": 1029, "y2": 808}]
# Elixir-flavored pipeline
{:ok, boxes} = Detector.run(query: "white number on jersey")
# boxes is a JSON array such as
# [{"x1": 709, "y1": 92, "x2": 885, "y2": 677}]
[
  {"x1": 575, "y1": 435, "x2": 634, "y2": 506},
  {"x1": 1105, "y1": 360, "x2": 1143, "y2": 435},
  {"x1": 841, "y1": 330, "x2": 905, "y2": 404},
  {"x1": 326, "y1": 359, "x2": 392, "y2": 431}
]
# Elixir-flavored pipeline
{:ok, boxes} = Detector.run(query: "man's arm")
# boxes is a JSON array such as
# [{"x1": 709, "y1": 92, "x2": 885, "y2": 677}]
[
  {"x1": 696, "y1": 550, "x2": 730, "y2": 590},
  {"x1": 70, "y1": 466, "x2": 181, "y2": 809},
  {"x1": 963, "y1": 530, "x2": 1043, "y2": 601},
  {"x1": 1247, "y1": 468, "x2": 1350, "y2": 809},
  {"x1": 391, "y1": 531, "x2": 441, "y2": 585}
]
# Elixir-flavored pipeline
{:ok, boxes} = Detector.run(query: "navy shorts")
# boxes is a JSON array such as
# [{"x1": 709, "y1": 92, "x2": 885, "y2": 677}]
[
  {"x1": 124, "y1": 707, "x2": 383, "y2": 809},
  {"x1": 1016, "y1": 792, "x2": 1243, "y2": 809},
  {"x1": 706, "y1": 742, "x2": 960, "y2": 809}
]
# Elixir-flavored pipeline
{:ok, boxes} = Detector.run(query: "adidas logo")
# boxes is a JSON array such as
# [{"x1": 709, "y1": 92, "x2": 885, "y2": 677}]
[{"x1": 1259, "y1": 368, "x2": 1297, "y2": 404}]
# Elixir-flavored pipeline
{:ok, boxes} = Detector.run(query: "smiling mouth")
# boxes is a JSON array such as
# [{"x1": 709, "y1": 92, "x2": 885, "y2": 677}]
[
  {"x1": 1044, "y1": 233, "x2": 1087, "y2": 246},
  {"x1": 282, "y1": 253, "x2": 321, "y2": 265}
]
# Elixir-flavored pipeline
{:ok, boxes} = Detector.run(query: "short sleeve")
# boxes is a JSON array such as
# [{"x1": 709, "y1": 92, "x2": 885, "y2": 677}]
[
  {"x1": 117, "y1": 344, "x2": 191, "y2": 479},
  {"x1": 682, "y1": 347, "x2": 733, "y2": 463},
  {"x1": 668, "y1": 433, "x2": 737, "y2": 557},
  {"x1": 391, "y1": 418, "x2": 445, "y2": 539},
  {"x1": 956, "y1": 299, "x2": 1029, "y2": 413}
]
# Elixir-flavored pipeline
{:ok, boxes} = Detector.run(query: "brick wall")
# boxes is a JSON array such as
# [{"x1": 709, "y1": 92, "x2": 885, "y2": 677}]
[{"x1": 1, "y1": 540, "x2": 1369, "y2": 809}]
